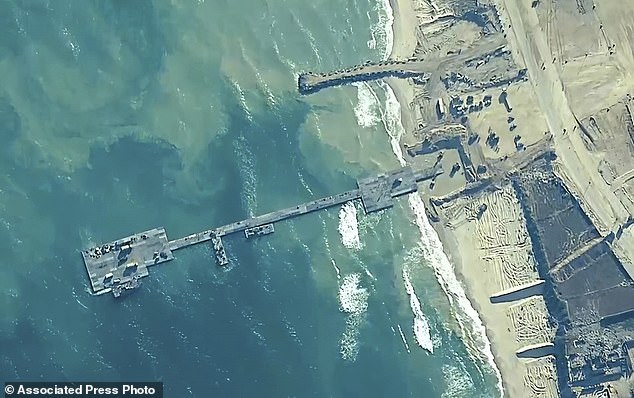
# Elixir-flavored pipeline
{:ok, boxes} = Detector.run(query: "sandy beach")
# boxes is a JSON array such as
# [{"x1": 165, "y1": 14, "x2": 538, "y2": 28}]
[
  {"x1": 387, "y1": 0, "x2": 417, "y2": 135},
  {"x1": 387, "y1": 1, "x2": 558, "y2": 397},
  {"x1": 433, "y1": 186, "x2": 558, "y2": 398}
]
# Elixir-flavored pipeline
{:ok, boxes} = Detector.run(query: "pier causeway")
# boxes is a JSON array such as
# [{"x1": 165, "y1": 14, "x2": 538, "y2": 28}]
[{"x1": 81, "y1": 165, "x2": 441, "y2": 297}]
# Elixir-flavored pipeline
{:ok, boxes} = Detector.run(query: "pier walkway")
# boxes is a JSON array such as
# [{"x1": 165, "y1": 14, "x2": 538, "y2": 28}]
[
  {"x1": 81, "y1": 165, "x2": 441, "y2": 297},
  {"x1": 168, "y1": 189, "x2": 361, "y2": 251}
]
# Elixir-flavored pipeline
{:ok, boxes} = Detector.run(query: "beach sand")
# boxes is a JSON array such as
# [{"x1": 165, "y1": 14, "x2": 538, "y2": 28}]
[
  {"x1": 387, "y1": 0, "x2": 417, "y2": 135},
  {"x1": 387, "y1": 1, "x2": 558, "y2": 397},
  {"x1": 434, "y1": 186, "x2": 558, "y2": 398}
]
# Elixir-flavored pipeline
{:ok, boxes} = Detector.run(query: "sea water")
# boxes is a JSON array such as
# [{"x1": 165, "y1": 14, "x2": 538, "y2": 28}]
[{"x1": 0, "y1": 0, "x2": 501, "y2": 396}]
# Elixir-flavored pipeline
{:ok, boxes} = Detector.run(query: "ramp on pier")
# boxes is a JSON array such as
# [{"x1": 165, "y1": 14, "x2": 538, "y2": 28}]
[
  {"x1": 358, "y1": 166, "x2": 419, "y2": 213},
  {"x1": 81, "y1": 165, "x2": 442, "y2": 297}
]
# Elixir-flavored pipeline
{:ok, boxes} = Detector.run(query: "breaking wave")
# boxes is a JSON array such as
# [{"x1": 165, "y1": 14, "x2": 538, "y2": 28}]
[
  {"x1": 371, "y1": 0, "x2": 394, "y2": 59},
  {"x1": 353, "y1": 82, "x2": 381, "y2": 128},
  {"x1": 338, "y1": 201, "x2": 362, "y2": 250},
  {"x1": 357, "y1": 3, "x2": 503, "y2": 394},
  {"x1": 338, "y1": 273, "x2": 369, "y2": 361},
  {"x1": 354, "y1": 0, "x2": 394, "y2": 128},
  {"x1": 339, "y1": 273, "x2": 369, "y2": 314},
  {"x1": 407, "y1": 193, "x2": 503, "y2": 396},
  {"x1": 402, "y1": 266, "x2": 434, "y2": 353},
  {"x1": 441, "y1": 363, "x2": 476, "y2": 398},
  {"x1": 381, "y1": 80, "x2": 504, "y2": 397}
]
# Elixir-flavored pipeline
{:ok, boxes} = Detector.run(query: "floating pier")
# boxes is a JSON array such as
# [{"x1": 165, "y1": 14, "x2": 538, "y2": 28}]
[
  {"x1": 81, "y1": 165, "x2": 441, "y2": 297},
  {"x1": 245, "y1": 224, "x2": 274, "y2": 239}
]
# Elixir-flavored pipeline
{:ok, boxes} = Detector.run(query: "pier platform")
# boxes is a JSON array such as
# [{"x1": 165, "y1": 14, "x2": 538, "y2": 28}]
[
  {"x1": 81, "y1": 228, "x2": 173, "y2": 296},
  {"x1": 81, "y1": 166, "x2": 442, "y2": 297},
  {"x1": 245, "y1": 224, "x2": 274, "y2": 238},
  {"x1": 358, "y1": 166, "x2": 419, "y2": 213}
]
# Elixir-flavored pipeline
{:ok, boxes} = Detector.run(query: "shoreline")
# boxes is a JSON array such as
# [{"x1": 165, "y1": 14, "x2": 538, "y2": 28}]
[
  {"x1": 386, "y1": 0, "x2": 417, "y2": 140},
  {"x1": 385, "y1": 0, "x2": 510, "y2": 396},
  {"x1": 432, "y1": 217, "x2": 519, "y2": 398}
]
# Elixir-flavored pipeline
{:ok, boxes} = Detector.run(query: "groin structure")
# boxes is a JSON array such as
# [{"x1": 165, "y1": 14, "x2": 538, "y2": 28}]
[
  {"x1": 297, "y1": 38, "x2": 509, "y2": 95},
  {"x1": 298, "y1": 59, "x2": 429, "y2": 94},
  {"x1": 81, "y1": 165, "x2": 442, "y2": 297}
]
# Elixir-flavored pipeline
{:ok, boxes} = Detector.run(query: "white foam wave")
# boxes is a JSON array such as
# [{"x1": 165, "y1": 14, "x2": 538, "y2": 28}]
[
  {"x1": 353, "y1": 0, "x2": 394, "y2": 127},
  {"x1": 408, "y1": 194, "x2": 502, "y2": 395},
  {"x1": 272, "y1": 39, "x2": 299, "y2": 73},
  {"x1": 320, "y1": 216, "x2": 333, "y2": 258},
  {"x1": 380, "y1": 70, "x2": 504, "y2": 397},
  {"x1": 340, "y1": 315, "x2": 363, "y2": 361},
  {"x1": 402, "y1": 267, "x2": 434, "y2": 353},
  {"x1": 237, "y1": 42, "x2": 277, "y2": 109},
  {"x1": 282, "y1": 316, "x2": 302, "y2": 347},
  {"x1": 352, "y1": 0, "x2": 394, "y2": 129},
  {"x1": 331, "y1": 259, "x2": 341, "y2": 280},
  {"x1": 397, "y1": 324, "x2": 411, "y2": 353},
  {"x1": 363, "y1": 267, "x2": 376, "y2": 281},
  {"x1": 442, "y1": 364, "x2": 476, "y2": 398},
  {"x1": 372, "y1": 0, "x2": 394, "y2": 60},
  {"x1": 338, "y1": 273, "x2": 369, "y2": 361},
  {"x1": 380, "y1": 81, "x2": 406, "y2": 161},
  {"x1": 256, "y1": 72, "x2": 277, "y2": 110},
  {"x1": 338, "y1": 201, "x2": 362, "y2": 251},
  {"x1": 367, "y1": 28, "x2": 377, "y2": 49},
  {"x1": 339, "y1": 273, "x2": 369, "y2": 314},
  {"x1": 353, "y1": 82, "x2": 381, "y2": 128}
]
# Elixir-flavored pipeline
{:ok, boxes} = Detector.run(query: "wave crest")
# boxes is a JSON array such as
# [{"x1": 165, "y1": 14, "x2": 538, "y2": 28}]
[
  {"x1": 353, "y1": 83, "x2": 381, "y2": 128},
  {"x1": 380, "y1": 67, "x2": 504, "y2": 397},
  {"x1": 338, "y1": 201, "x2": 362, "y2": 251},
  {"x1": 339, "y1": 273, "x2": 369, "y2": 314},
  {"x1": 403, "y1": 267, "x2": 434, "y2": 353},
  {"x1": 338, "y1": 273, "x2": 369, "y2": 361}
]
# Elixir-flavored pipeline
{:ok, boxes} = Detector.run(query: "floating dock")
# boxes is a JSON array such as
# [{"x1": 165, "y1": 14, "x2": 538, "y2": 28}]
[
  {"x1": 81, "y1": 165, "x2": 441, "y2": 297},
  {"x1": 245, "y1": 224, "x2": 274, "y2": 239}
]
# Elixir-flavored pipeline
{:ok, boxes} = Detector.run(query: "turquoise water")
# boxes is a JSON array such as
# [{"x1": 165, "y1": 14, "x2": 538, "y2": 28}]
[{"x1": 0, "y1": 1, "x2": 500, "y2": 396}]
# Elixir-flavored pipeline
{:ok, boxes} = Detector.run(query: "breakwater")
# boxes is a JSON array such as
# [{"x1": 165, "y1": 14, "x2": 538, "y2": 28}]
[{"x1": 298, "y1": 59, "x2": 429, "y2": 94}]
